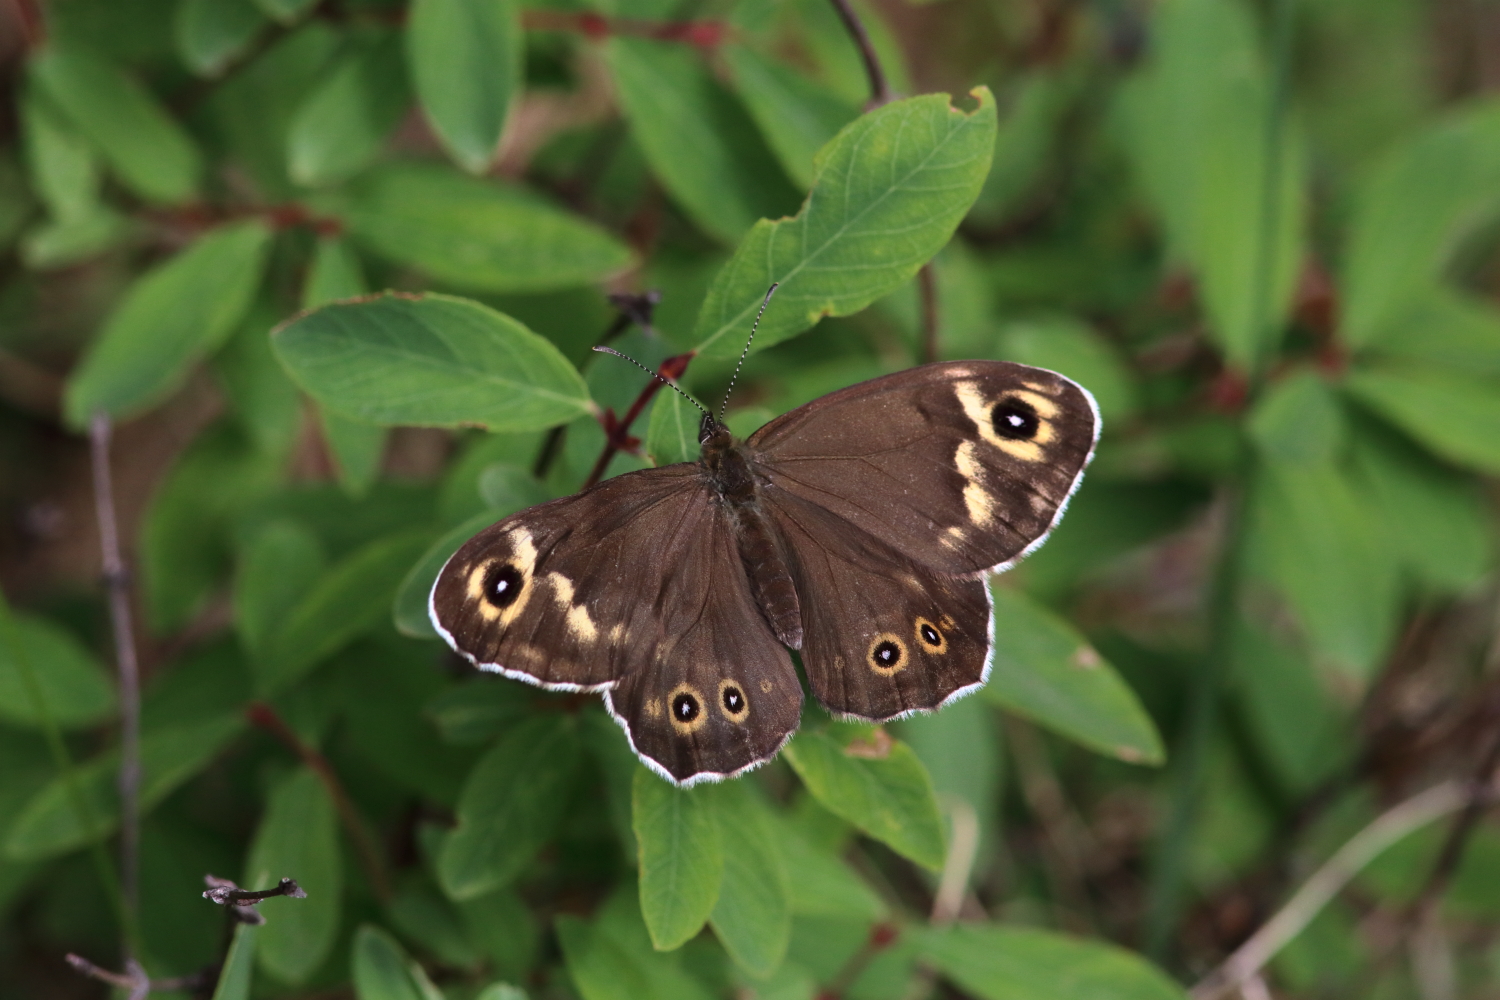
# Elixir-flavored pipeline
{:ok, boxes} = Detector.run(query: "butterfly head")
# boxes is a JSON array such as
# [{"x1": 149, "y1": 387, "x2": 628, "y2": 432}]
[{"x1": 698, "y1": 411, "x2": 731, "y2": 447}]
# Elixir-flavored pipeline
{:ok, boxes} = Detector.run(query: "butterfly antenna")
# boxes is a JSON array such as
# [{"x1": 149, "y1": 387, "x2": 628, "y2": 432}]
[
  {"x1": 719, "y1": 283, "x2": 779, "y2": 422},
  {"x1": 592, "y1": 346, "x2": 709, "y2": 418}
]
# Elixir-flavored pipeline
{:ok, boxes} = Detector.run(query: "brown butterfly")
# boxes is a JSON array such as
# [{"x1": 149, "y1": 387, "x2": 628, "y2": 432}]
[{"x1": 430, "y1": 356, "x2": 1098, "y2": 785}]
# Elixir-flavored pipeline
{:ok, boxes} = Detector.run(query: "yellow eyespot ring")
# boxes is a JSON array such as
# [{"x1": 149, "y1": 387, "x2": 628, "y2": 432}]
[
  {"x1": 667, "y1": 684, "x2": 707, "y2": 734},
  {"x1": 718, "y1": 678, "x2": 749, "y2": 722},
  {"x1": 914, "y1": 617, "x2": 947, "y2": 654},
  {"x1": 866, "y1": 633, "x2": 907, "y2": 676}
]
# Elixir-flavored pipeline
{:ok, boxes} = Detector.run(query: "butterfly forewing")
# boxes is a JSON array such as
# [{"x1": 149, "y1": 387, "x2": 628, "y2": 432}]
[
  {"x1": 429, "y1": 464, "x2": 801, "y2": 783},
  {"x1": 749, "y1": 361, "x2": 1099, "y2": 576}
]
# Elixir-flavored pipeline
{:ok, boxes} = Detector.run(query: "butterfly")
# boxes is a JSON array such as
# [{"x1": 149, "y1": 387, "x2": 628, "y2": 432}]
[{"x1": 430, "y1": 355, "x2": 1099, "y2": 785}]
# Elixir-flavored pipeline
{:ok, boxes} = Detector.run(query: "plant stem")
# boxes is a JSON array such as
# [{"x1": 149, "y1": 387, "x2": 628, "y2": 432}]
[
  {"x1": 246, "y1": 702, "x2": 392, "y2": 902},
  {"x1": 1190, "y1": 780, "x2": 1488, "y2": 1000},
  {"x1": 583, "y1": 352, "x2": 693, "y2": 489},
  {"x1": 90, "y1": 412, "x2": 143, "y2": 948},
  {"x1": 826, "y1": 0, "x2": 891, "y2": 106}
]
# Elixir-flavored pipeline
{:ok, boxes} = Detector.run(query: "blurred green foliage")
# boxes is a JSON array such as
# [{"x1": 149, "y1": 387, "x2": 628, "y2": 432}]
[{"x1": 1, "y1": 0, "x2": 1498, "y2": 997}]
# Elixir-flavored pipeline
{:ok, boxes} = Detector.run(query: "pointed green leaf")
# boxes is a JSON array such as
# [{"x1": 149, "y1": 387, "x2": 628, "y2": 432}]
[
  {"x1": 288, "y1": 31, "x2": 408, "y2": 187},
  {"x1": 722, "y1": 44, "x2": 859, "y2": 191},
  {"x1": 1344, "y1": 363, "x2": 1500, "y2": 474},
  {"x1": 919, "y1": 924, "x2": 1186, "y2": 1000},
  {"x1": 408, "y1": 0, "x2": 521, "y2": 174},
  {"x1": 216, "y1": 303, "x2": 303, "y2": 457},
  {"x1": 633, "y1": 767, "x2": 722, "y2": 951},
  {"x1": 273, "y1": 292, "x2": 594, "y2": 431},
  {"x1": 692, "y1": 88, "x2": 997, "y2": 359},
  {"x1": 1246, "y1": 460, "x2": 1400, "y2": 678},
  {"x1": 176, "y1": 0, "x2": 268, "y2": 77},
  {"x1": 606, "y1": 37, "x2": 800, "y2": 244},
  {"x1": 5, "y1": 714, "x2": 244, "y2": 861},
  {"x1": 303, "y1": 234, "x2": 368, "y2": 308},
  {"x1": 256, "y1": 529, "x2": 433, "y2": 695},
  {"x1": 439, "y1": 715, "x2": 582, "y2": 899},
  {"x1": 707, "y1": 781, "x2": 790, "y2": 977},
  {"x1": 320, "y1": 408, "x2": 387, "y2": 498},
  {"x1": 0, "y1": 612, "x2": 115, "y2": 729},
  {"x1": 985, "y1": 584, "x2": 1164, "y2": 764},
  {"x1": 211, "y1": 923, "x2": 258, "y2": 1000},
  {"x1": 1117, "y1": 0, "x2": 1305, "y2": 370},
  {"x1": 782, "y1": 729, "x2": 946, "y2": 870},
  {"x1": 352, "y1": 925, "x2": 430, "y2": 1000},
  {"x1": 1342, "y1": 99, "x2": 1500, "y2": 348},
  {"x1": 771, "y1": 810, "x2": 884, "y2": 920},
  {"x1": 558, "y1": 890, "x2": 715, "y2": 1000},
  {"x1": 65, "y1": 220, "x2": 272, "y2": 425},
  {"x1": 31, "y1": 45, "x2": 202, "y2": 203},
  {"x1": 343, "y1": 164, "x2": 634, "y2": 293},
  {"x1": 645, "y1": 390, "x2": 701, "y2": 467},
  {"x1": 1247, "y1": 369, "x2": 1347, "y2": 466},
  {"x1": 1359, "y1": 287, "x2": 1500, "y2": 375},
  {"x1": 21, "y1": 93, "x2": 100, "y2": 223},
  {"x1": 246, "y1": 766, "x2": 341, "y2": 984}
]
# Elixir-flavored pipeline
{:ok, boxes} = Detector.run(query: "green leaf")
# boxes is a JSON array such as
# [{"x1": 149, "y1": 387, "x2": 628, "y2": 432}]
[
  {"x1": 985, "y1": 585, "x2": 1164, "y2": 764},
  {"x1": 1232, "y1": 621, "x2": 1343, "y2": 796},
  {"x1": 20, "y1": 207, "x2": 130, "y2": 269},
  {"x1": 254, "y1": 0, "x2": 319, "y2": 23},
  {"x1": 1359, "y1": 287, "x2": 1500, "y2": 375},
  {"x1": 0, "y1": 612, "x2": 115, "y2": 729},
  {"x1": 692, "y1": 88, "x2": 998, "y2": 359},
  {"x1": 273, "y1": 292, "x2": 594, "y2": 431},
  {"x1": 245, "y1": 766, "x2": 341, "y2": 984},
  {"x1": 20, "y1": 92, "x2": 99, "y2": 224},
  {"x1": 1247, "y1": 368, "x2": 1347, "y2": 465},
  {"x1": 900, "y1": 692, "x2": 1001, "y2": 844},
  {"x1": 210, "y1": 924, "x2": 258, "y2": 1000},
  {"x1": 771, "y1": 810, "x2": 884, "y2": 921},
  {"x1": 645, "y1": 390, "x2": 702, "y2": 467},
  {"x1": 352, "y1": 925, "x2": 433, "y2": 1000},
  {"x1": 996, "y1": 315, "x2": 1138, "y2": 421},
  {"x1": 1246, "y1": 460, "x2": 1400, "y2": 678},
  {"x1": 606, "y1": 37, "x2": 800, "y2": 244},
  {"x1": 141, "y1": 426, "x2": 280, "y2": 634},
  {"x1": 175, "y1": 0, "x2": 268, "y2": 76},
  {"x1": 235, "y1": 519, "x2": 325, "y2": 657},
  {"x1": 320, "y1": 409, "x2": 387, "y2": 498},
  {"x1": 1116, "y1": 0, "x2": 1305, "y2": 370},
  {"x1": 65, "y1": 220, "x2": 273, "y2": 425},
  {"x1": 343, "y1": 163, "x2": 634, "y2": 293},
  {"x1": 30, "y1": 45, "x2": 202, "y2": 203},
  {"x1": 216, "y1": 304, "x2": 303, "y2": 457},
  {"x1": 1343, "y1": 363, "x2": 1500, "y2": 474},
  {"x1": 707, "y1": 781, "x2": 790, "y2": 977},
  {"x1": 439, "y1": 715, "x2": 583, "y2": 899},
  {"x1": 256, "y1": 529, "x2": 432, "y2": 695},
  {"x1": 394, "y1": 511, "x2": 497, "y2": 639},
  {"x1": 408, "y1": 0, "x2": 520, "y2": 174},
  {"x1": 722, "y1": 44, "x2": 859, "y2": 191},
  {"x1": 782, "y1": 729, "x2": 946, "y2": 870},
  {"x1": 558, "y1": 890, "x2": 716, "y2": 1000},
  {"x1": 458, "y1": 888, "x2": 539, "y2": 980},
  {"x1": 288, "y1": 31, "x2": 408, "y2": 187},
  {"x1": 632, "y1": 767, "x2": 723, "y2": 951},
  {"x1": 1342, "y1": 99, "x2": 1500, "y2": 348},
  {"x1": 5, "y1": 713, "x2": 244, "y2": 861},
  {"x1": 303, "y1": 233, "x2": 368, "y2": 308},
  {"x1": 919, "y1": 924, "x2": 1187, "y2": 1000}
]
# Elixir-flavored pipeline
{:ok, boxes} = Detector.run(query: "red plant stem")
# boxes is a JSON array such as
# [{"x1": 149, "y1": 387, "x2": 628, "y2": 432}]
[
  {"x1": 246, "y1": 702, "x2": 392, "y2": 902},
  {"x1": 89, "y1": 414, "x2": 142, "y2": 943},
  {"x1": 583, "y1": 352, "x2": 694, "y2": 489},
  {"x1": 522, "y1": 9, "x2": 728, "y2": 46},
  {"x1": 825, "y1": 0, "x2": 891, "y2": 106}
]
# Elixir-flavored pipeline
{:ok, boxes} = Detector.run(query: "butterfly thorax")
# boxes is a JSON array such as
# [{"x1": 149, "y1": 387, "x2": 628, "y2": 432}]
[{"x1": 699, "y1": 417, "x2": 804, "y2": 649}]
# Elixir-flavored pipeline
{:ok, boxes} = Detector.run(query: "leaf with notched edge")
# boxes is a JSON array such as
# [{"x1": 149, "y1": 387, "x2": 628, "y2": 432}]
[{"x1": 692, "y1": 89, "x2": 997, "y2": 360}]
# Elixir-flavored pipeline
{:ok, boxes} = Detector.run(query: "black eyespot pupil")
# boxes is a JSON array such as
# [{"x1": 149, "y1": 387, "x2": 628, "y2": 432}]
[
  {"x1": 921, "y1": 624, "x2": 941, "y2": 646},
  {"x1": 673, "y1": 693, "x2": 699, "y2": 722},
  {"x1": 992, "y1": 399, "x2": 1040, "y2": 440},
  {"x1": 723, "y1": 686, "x2": 743, "y2": 712},
  {"x1": 875, "y1": 641, "x2": 901, "y2": 666},
  {"x1": 484, "y1": 564, "x2": 524, "y2": 608}
]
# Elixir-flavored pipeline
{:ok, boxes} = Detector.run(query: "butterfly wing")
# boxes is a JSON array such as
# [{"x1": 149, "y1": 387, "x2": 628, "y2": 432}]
[
  {"x1": 761, "y1": 487, "x2": 992, "y2": 720},
  {"x1": 429, "y1": 465, "x2": 801, "y2": 784},
  {"x1": 749, "y1": 361, "x2": 1099, "y2": 575},
  {"x1": 747, "y1": 361, "x2": 1098, "y2": 719}
]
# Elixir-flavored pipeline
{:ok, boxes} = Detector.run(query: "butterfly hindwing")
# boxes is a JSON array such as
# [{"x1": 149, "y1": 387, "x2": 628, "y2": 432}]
[
  {"x1": 763, "y1": 488, "x2": 992, "y2": 720},
  {"x1": 749, "y1": 361, "x2": 1099, "y2": 575},
  {"x1": 430, "y1": 464, "x2": 801, "y2": 783}
]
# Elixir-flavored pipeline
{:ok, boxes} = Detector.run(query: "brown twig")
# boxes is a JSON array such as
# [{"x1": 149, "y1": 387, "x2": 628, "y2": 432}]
[
  {"x1": 917, "y1": 264, "x2": 940, "y2": 364},
  {"x1": 90, "y1": 414, "x2": 143, "y2": 940},
  {"x1": 582, "y1": 352, "x2": 694, "y2": 489},
  {"x1": 817, "y1": 921, "x2": 900, "y2": 1000},
  {"x1": 825, "y1": 0, "x2": 891, "y2": 106},
  {"x1": 203, "y1": 873, "x2": 306, "y2": 925},
  {"x1": 65, "y1": 954, "x2": 206, "y2": 1000},
  {"x1": 246, "y1": 702, "x2": 392, "y2": 901}
]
